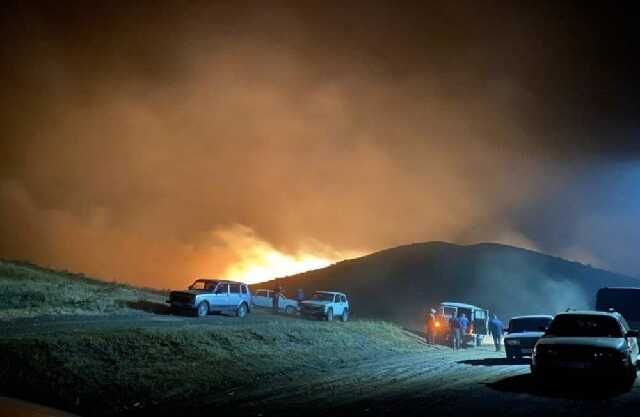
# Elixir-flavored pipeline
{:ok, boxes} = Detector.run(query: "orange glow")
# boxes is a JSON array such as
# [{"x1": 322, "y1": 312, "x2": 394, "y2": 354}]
[
  {"x1": 225, "y1": 249, "x2": 335, "y2": 284},
  {"x1": 218, "y1": 225, "x2": 360, "y2": 284},
  {"x1": 435, "y1": 321, "x2": 441, "y2": 328}
]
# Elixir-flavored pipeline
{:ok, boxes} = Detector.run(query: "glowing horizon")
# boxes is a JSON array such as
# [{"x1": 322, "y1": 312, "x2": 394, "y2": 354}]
[{"x1": 212, "y1": 224, "x2": 360, "y2": 285}]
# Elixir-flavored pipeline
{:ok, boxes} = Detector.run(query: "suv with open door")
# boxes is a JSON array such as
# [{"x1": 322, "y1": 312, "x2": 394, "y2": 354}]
[{"x1": 430, "y1": 302, "x2": 489, "y2": 347}]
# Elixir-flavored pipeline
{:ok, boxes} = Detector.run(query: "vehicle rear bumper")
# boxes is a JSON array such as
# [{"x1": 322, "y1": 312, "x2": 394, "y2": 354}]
[
  {"x1": 531, "y1": 359, "x2": 630, "y2": 377},
  {"x1": 505, "y1": 346, "x2": 535, "y2": 357}
]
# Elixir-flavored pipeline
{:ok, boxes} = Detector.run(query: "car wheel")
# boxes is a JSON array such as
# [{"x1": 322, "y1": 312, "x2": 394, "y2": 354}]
[
  {"x1": 341, "y1": 309, "x2": 349, "y2": 322},
  {"x1": 326, "y1": 308, "x2": 334, "y2": 322},
  {"x1": 626, "y1": 361, "x2": 637, "y2": 383},
  {"x1": 196, "y1": 301, "x2": 209, "y2": 317},
  {"x1": 285, "y1": 306, "x2": 295, "y2": 315},
  {"x1": 236, "y1": 303, "x2": 248, "y2": 318}
]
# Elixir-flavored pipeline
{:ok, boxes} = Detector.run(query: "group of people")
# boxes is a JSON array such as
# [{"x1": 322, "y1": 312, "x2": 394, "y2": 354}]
[
  {"x1": 270, "y1": 282, "x2": 305, "y2": 313},
  {"x1": 425, "y1": 308, "x2": 505, "y2": 351},
  {"x1": 451, "y1": 312, "x2": 469, "y2": 350}
]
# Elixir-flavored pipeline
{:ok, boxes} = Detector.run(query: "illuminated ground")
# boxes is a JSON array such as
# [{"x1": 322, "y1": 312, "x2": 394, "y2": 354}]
[{"x1": 1, "y1": 309, "x2": 639, "y2": 417}]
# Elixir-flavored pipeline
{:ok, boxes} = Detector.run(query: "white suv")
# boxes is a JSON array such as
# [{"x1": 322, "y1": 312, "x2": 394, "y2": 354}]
[
  {"x1": 167, "y1": 279, "x2": 252, "y2": 318},
  {"x1": 300, "y1": 291, "x2": 349, "y2": 322}
]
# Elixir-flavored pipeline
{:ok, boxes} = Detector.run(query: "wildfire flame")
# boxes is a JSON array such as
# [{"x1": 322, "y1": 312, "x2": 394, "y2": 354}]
[
  {"x1": 225, "y1": 250, "x2": 334, "y2": 284},
  {"x1": 216, "y1": 225, "x2": 358, "y2": 284}
]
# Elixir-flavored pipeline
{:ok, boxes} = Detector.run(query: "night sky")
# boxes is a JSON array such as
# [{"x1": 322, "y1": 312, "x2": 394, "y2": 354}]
[{"x1": 1, "y1": 1, "x2": 639, "y2": 287}]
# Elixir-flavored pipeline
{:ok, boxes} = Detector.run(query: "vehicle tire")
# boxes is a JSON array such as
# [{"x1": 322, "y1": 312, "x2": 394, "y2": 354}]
[
  {"x1": 196, "y1": 301, "x2": 209, "y2": 317},
  {"x1": 625, "y1": 362, "x2": 637, "y2": 386},
  {"x1": 326, "y1": 308, "x2": 334, "y2": 322},
  {"x1": 285, "y1": 306, "x2": 295, "y2": 315},
  {"x1": 236, "y1": 303, "x2": 248, "y2": 318},
  {"x1": 530, "y1": 367, "x2": 542, "y2": 382},
  {"x1": 341, "y1": 309, "x2": 349, "y2": 322}
]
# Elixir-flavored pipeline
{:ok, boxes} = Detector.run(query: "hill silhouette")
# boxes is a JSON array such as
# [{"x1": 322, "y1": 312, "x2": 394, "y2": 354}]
[{"x1": 257, "y1": 242, "x2": 640, "y2": 329}]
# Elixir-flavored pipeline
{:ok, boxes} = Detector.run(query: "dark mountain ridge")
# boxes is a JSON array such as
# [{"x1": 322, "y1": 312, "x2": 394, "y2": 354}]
[{"x1": 257, "y1": 242, "x2": 640, "y2": 329}]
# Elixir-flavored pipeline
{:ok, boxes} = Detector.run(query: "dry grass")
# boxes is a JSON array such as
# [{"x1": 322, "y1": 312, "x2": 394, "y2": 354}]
[
  {"x1": 0, "y1": 260, "x2": 166, "y2": 319},
  {"x1": 0, "y1": 319, "x2": 431, "y2": 416}
]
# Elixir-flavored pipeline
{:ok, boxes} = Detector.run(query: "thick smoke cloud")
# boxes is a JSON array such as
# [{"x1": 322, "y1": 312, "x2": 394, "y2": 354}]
[{"x1": 1, "y1": 1, "x2": 638, "y2": 286}]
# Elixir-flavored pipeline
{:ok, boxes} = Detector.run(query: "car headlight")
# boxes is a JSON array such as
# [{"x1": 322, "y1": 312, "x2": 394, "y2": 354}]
[{"x1": 506, "y1": 339, "x2": 520, "y2": 346}]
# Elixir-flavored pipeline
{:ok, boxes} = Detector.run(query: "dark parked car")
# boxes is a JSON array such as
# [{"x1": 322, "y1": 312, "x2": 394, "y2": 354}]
[
  {"x1": 531, "y1": 311, "x2": 639, "y2": 386},
  {"x1": 596, "y1": 287, "x2": 640, "y2": 330},
  {"x1": 504, "y1": 315, "x2": 553, "y2": 359}
]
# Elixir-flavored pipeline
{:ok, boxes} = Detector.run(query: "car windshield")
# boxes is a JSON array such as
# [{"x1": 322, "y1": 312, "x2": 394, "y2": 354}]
[
  {"x1": 509, "y1": 317, "x2": 552, "y2": 333},
  {"x1": 190, "y1": 280, "x2": 217, "y2": 290},
  {"x1": 311, "y1": 293, "x2": 334, "y2": 302},
  {"x1": 545, "y1": 314, "x2": 623, "y2": 338}
]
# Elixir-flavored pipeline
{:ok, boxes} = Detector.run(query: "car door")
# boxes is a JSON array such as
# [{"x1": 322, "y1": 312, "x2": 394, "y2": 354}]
[
  {"x1": 281, "y1": 294, "x2": 297, "y2": 309},
  {"x1": 241, "y1": 284, "x2": 251, "y2": 306},
  {"x1": 212, "y1": 283, "x2": 229, "y2": 310},
  {"x1": 253, "y1": 290, "x2": 266, "y2": 307},
  {"x1": 333, "y1": 294, "x2": 344, "y2": 316},
  {"x1": 621, "y1": 317, "x2": 640, "y2": 362},
  {"x1": 473, "y1": 309, "x2": 488, "y2": 335},
  {"x1": 228, "y1": 283, "x2": 241, "y2": 309}
]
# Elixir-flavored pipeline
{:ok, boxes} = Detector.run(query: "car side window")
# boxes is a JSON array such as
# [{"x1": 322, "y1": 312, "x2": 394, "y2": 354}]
[
  {"x1": 340, "y1": 295, "x2": 346, "y2": 303},
  {"x1": 215, "y1": 283, "x2": 229, "y2": 294},
  {"x1": 229, "y1": 284, "x2": 240, "y2": 294}
]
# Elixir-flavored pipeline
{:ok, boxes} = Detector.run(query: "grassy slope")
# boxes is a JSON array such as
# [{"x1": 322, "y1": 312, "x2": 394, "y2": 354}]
[
  {"x1": 0, "y1": 260, "x2": 166, "y2": 319},
  {"x1": 0, "y1": 319, "x2": 430, "y2": 416}
]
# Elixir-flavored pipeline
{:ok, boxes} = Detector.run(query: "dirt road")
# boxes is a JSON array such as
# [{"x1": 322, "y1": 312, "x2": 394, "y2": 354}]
[
  {"x1": 199, "y1": 347, "x2": 639, "y2": 417},
  {"x1": 3, "y1": 311, "x2": 640, "y2": 417}
]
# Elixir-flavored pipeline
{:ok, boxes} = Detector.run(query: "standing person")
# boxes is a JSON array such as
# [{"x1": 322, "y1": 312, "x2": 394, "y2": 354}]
[
  {"x1": 296, "y1": 288, "x2": 305, "y2": 302},
  {"x1": 426, "y1": 308, "x2": 438, "y2": 344},
  {"x1": 489, "y1": 314, "x2": 504, "y2": 352},
  {"x1": 450, "y1": 314, "x2": 461, "y2": 350},
  {"x1": 457, "y1": 313, "x2": 469, "y2": 348},
  {"x1": 272, "y1": 283, "x2": 282, "y2": 314}
]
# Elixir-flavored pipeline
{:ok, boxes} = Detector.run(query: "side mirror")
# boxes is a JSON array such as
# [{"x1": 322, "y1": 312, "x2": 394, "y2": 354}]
[
  {"x1": 626, "y1": 330, "x2": 639, "y2": 338},
  {"x1": 503, "y1": 328, "x2": 509, "y2": 333}
]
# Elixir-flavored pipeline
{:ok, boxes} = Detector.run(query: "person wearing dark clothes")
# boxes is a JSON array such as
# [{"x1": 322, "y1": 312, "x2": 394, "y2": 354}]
[
  {"x1": 296, "y1": 288, "x2": 305, "y2": 302},
  {"x1": 450, "y1": 315, "x2": 461, "y2": 350},
  {"x1": 457, "y1": 313, "x2": 469, "y2": 348},
  {"x1": 489, "y1": 314, "x2": 504, "y2": 351},
  {"x1": 272, "y1": 284, "x2": 282, "y2": 314}
]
